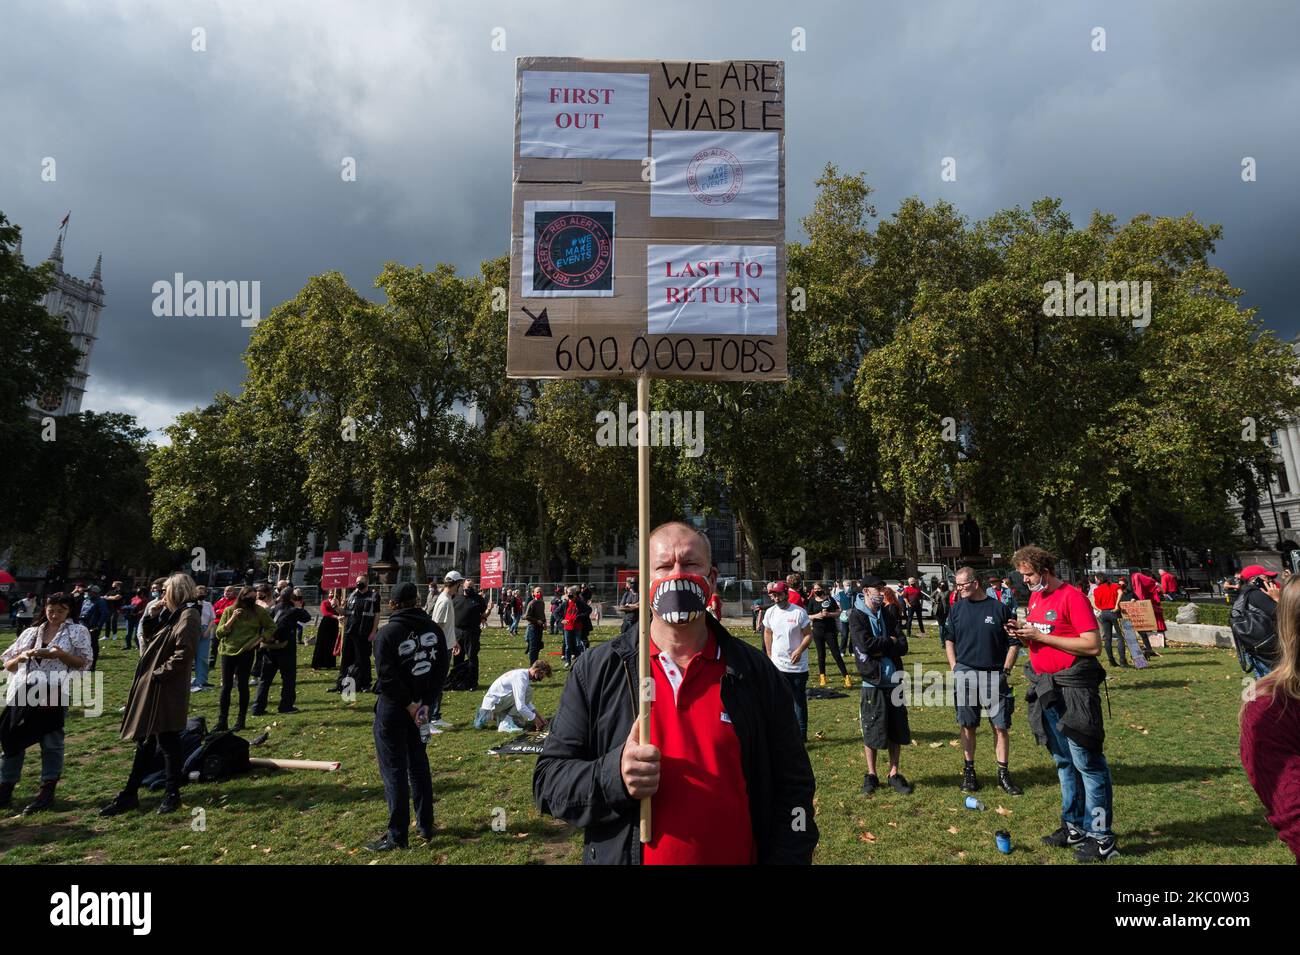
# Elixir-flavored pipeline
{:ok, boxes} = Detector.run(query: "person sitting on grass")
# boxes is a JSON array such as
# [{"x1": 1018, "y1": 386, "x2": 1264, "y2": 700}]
[{"x1": 474, "y1": 661, "x2": 552, "y2": 732}]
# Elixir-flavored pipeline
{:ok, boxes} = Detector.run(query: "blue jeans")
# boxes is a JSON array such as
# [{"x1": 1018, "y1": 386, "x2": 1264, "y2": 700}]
[
  {"x1": 0, "y1": 727, "x2": 66, "y2": 783},
  {"x1": 782, "y1": 671, "x2": 809, "y2": 741},
  {"x1": 1247, "y1": 652, "x2": 1272, "y2": 679},
  {"x1": 563, "y1": 629, "x2": 583, "y2": 662},
  {"x1": 193, "y1": 634, "x2": 212, "y2": 686},
  {"x1": 1041, "y1": 701, "x2": 1113, "y2": 838},
  {"x1": 525, "y1": 623, "x2": 543, "y2": 664}
]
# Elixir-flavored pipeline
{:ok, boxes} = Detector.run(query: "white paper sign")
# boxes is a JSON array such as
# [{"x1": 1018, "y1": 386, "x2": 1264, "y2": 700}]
[
  {"x1": 650, "y1": 131, "x2": 779, "y2": 219},
  {"x1": 647, "y1": 244, "x2": 777, "y2": 334},
  {"x1": 520, "y1": 71, "x2": 649, "y2": 159},
  {"x1": 523, "y1": 201, "x2": 616, "y2": 298}
]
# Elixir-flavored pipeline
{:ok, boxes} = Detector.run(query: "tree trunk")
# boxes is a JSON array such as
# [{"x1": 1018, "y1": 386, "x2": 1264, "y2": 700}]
[
  {"x1": 902, "y1": 513, "x2": 919, "y2": 577},
  {"x1": 536, "y1": 489, "x2": 550, "y2": 583},
  {"x1": 733, "y1": 503, "x2": 763, "y2": 580},
  {"x1": 408, "y1": 521, "x2": 426, "y2": 586}
]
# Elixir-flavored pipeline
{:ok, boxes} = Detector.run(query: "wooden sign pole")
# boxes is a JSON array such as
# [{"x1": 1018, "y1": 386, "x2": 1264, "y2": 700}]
[{"x1": 637, "y1": 373, "x2": 652, "y2": 844}]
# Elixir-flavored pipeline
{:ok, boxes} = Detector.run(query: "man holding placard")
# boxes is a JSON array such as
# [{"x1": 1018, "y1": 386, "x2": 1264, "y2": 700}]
[{"x1": 533, "y1": 521, "x2": 817, "y2": 864}]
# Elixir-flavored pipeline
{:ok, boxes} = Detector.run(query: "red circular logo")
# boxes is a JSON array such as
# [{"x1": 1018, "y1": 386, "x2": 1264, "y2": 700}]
[
  {"x1": 686, "y1": 147, "x2": 743, "y2": 205},
  {"x1": 536, "y1": 214, "x2": 613, "y2": 289}
]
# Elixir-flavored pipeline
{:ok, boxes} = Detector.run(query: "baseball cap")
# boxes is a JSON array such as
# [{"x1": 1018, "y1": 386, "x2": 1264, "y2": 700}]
[
  {"x1": 767, "y1": 581, "x2": 788, "y2": 594},
  {"x1": 1240, "y1": 565, "x2": 1278, "y2": 581},
  {"x1": 444, "y1": 571, "x2": 465, "y2": 584},
  {"x1": 392, "y1": 582, "x2": 418, "y2": 603}
]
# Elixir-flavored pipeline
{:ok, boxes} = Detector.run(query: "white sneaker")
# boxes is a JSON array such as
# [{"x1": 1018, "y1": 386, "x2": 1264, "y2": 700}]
[
  {"x1": 432, "y1": 719, "x2": 453, "y2": 729},
  {"x1": 427, "y1": 726, "x2": 444, "y2": 735},
  {"x1": 497, "y1": 718, "x2": 524, "y2": 733}
]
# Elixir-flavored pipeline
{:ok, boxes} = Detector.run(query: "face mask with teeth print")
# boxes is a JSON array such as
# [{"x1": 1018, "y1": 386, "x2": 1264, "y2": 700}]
[{"x1": 649, "y1": 573, "x2": 711, "y2": 626}]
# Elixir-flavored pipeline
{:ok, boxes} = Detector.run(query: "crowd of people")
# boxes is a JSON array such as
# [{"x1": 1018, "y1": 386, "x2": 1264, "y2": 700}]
[{"x1": 1, "y1": 539, "x2": 1296, "y2": 865}]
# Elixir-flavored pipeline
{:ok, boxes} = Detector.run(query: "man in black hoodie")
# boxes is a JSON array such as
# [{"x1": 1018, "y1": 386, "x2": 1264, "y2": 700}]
[
  {"x1": 366, "y1": 582, "x2": 444, "y2": 852},
  {"x1": 534, "y1": 521, "x2": 818, "y2": 864},
  {"x1": 849, "y1": 576, "x2": 913, "y2": 795}
]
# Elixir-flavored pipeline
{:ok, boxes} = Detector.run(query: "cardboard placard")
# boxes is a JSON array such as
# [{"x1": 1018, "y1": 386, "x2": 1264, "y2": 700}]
[
  {"x1": 507, "y1": 57, "x2": 786, "y2": 381},
  {"x1": 1119, "y1": 599, "x2": 1157, "y2": 632}
]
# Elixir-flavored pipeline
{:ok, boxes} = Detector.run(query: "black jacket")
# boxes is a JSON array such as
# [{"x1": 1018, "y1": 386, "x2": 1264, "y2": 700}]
[
  {"x1": 533, "y1": 615, "x2": 819, "y2": 864},
  {"x1": 848, "y1": 603, "x2": 908, "y2": 686},
  {"x1": 373, "y1": 607, "x2": 443, "y2": 708},
  {"x1": 1024, "y1": 655, "x2": 1107, "y2": 752}
]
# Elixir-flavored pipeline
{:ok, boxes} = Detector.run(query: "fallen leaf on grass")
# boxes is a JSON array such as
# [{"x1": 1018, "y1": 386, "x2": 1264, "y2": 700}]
[
  {"x1": 947, "y1": 826, "x2": 960, "y2": 834},
  {"x1": 859, "y1": 831, "x2": 876, "y2": 843},
  {"x1": 957, "y1": 851, "x2": 967, "y2": 859},
  {"x1": 995, "y1": 805, "x2": 1012, "y2": 816},
  {"x1": 887, "y1": 821, "x2": 898, "y2": 828},
  {"x1": 949, "y1": 740, "x2": 960, "y2": 746},
  {"x1": 929, "y1": 742, "x2": 943, "y2": 748}
]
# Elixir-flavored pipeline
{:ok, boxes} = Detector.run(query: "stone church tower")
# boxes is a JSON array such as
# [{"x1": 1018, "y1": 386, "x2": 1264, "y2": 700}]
[{"x1": 26, "y1": 228, "x2": 104, "y2": 415}]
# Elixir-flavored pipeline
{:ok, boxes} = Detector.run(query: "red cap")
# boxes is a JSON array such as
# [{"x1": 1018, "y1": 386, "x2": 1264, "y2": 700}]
[
  {"x1": 1240, "y1": 564, "x2": 1278, "y2": 580},
  {"x1": 767, "y1": 581, "x2": 788, "y2": 594}
]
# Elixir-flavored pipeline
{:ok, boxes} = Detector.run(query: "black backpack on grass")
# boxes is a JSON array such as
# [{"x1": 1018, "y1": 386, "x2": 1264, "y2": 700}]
[
  {"x1": 182, "y1": 731, "x2": 251, "y2": 783},
  {"x1": 1230, "y1": 590, "x2": 1279, "y2": 672}
]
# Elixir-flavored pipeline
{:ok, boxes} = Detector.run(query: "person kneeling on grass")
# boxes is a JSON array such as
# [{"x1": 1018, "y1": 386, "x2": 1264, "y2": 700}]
[
  {"x1": 366, "y1": 582, "x2": 444, "y2": 853},
  {"x1": 848, "y1": 576, "x2": 912, "y2": 796},
  {"x1": 1008, "y1": 545, "x2": 1117, "y2": 863},
  {"x1": 475, "y1": 661, "x2": 551, "y2": 732}
]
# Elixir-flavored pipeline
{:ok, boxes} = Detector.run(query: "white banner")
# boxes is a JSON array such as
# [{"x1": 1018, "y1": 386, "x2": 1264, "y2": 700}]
[
  {"x1": 650, "y1": 131, "x2": 779, "y2": 219},
  {"x1": 520, "y1": 70, "x2": 649, "y2": 160},
  {"x1": 647, "y1": 244, "x2": 777, "y2": 334}
]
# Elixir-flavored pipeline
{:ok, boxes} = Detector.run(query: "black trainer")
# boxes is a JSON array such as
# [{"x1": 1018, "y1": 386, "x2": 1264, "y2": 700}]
[
  {"x1": 157, "y1": 791, "x2": 181, "y2": 815},
  {"x1": 1041, "y1": 824, "x2": 1086, "y2": 849},
  {"x1": 961, "y1": 764, "x2": 979, "y2": 792},
  {"x1": 888, "y1": 773, "x2": 914, "y2": 795},
  {"x1": 364, "y1": 834, "x2": 406, "y2": 852},
  {"x1": 98, "y1": 792, "x2": 141, "y2": 817},
  {"x1": 861, "y1": 773, "x2": 879, "y2": 795},
  {"x1": 1074, "y1": 835, "x2": 1119, "y2": 862},
  {"x1": 997, "y1": 769, "x2": 1023, "y2": 796}
]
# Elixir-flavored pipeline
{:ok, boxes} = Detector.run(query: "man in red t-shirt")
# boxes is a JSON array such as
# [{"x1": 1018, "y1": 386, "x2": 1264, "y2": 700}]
[
  {"x1": 1007, "y1": 545, "x2": 1116, "y2": 863},
  {"x1": 901, "y1": 578, "x2": 926, "y2": 635},
  {"x1": 534, "y1": 521, "x2": 818, "y2": 864},
  {"x1": 785, "y1": 573, "x2": 805, "y2": 607},
  {"x1": 1089, "y1": 573, "x2": 1125, "y2": 667}
]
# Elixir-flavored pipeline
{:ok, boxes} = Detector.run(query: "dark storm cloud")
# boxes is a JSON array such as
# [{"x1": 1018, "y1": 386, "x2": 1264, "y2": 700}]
[{"x1": 2, "y1": 0, "x2": 1296, "y2": 436}]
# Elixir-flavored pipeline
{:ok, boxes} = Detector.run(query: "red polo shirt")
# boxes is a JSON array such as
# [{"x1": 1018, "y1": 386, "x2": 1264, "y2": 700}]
[{"x1": 642, "y1": 632, "x2": 754, "y2": 865}]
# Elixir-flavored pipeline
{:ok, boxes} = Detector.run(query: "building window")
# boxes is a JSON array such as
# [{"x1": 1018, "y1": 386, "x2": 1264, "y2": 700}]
[
  {"x1": 938, "y1": 523, "x2": 955, "y2": 549},
  {"x1": 1284, "y1": 512, "x2": 1293, "y2": 530},
  {"x1": 1278, "y1": 465, "x2": 1292, "y2": 495}
]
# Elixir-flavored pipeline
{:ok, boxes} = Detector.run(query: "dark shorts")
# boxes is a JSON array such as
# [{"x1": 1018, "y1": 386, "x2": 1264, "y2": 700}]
[
  {"x1": 860, "y1": 683, "x2": 911, "y2": 749},
  {"x1": 952, "y1": 664, "x2": 1014, "y2": 730}
]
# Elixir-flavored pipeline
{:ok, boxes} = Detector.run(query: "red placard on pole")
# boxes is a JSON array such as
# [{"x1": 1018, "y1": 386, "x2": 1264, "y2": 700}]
[
  {"x1": 481, "y1": 550, "x2": 505, "y2": 589},
  {"x1": 321, "y1": 551, "x2": 353, "y2": 590}
]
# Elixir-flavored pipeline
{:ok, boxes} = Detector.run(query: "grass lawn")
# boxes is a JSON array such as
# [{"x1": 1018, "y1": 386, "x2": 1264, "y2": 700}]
[{"x1": 0, "y1": 620, "x2": 1288, "y2": 864}]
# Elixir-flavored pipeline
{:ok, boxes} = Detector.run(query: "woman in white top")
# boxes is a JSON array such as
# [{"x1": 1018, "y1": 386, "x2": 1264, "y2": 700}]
[{"x1": 0, "y1": 592, "x2": 92, "y2": 814}]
